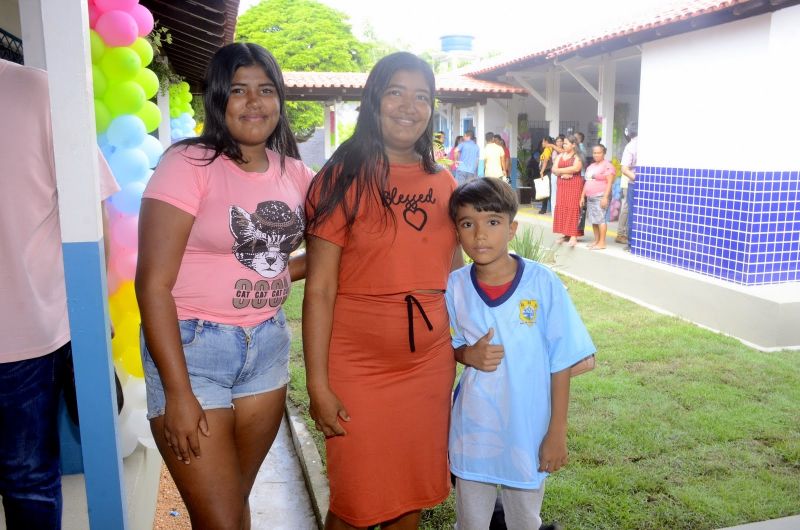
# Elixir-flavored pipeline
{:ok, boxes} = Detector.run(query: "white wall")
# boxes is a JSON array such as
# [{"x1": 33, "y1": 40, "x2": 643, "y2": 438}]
[
  {"x1": 766, "y1": 4, "x2": 800, "y2": 168},
  {"x1": 639, "y1": 13, "x2": 774, "y2": 170},
  {"x1": 483, "y1": 98, "x2": 510, "y2": 146}
]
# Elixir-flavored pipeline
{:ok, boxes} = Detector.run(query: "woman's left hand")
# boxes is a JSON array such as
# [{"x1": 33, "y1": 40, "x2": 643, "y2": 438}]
[
  {"x1": 538, "y1": 429, "x2": 568, "y2": 473},
  {"x1": 601, "y1": 196, "x2": 609, "y2": 209}
]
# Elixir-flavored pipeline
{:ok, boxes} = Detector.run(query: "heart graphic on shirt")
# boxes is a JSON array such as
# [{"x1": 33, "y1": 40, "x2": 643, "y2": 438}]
[{"x1": 403, "y1": 205, "x2": 428, "y2": 231}]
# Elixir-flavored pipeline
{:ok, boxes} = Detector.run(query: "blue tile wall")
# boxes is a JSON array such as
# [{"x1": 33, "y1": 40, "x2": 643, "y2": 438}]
[{"x1": 631, "y1": 167, "x2": 800, "y2": 285}]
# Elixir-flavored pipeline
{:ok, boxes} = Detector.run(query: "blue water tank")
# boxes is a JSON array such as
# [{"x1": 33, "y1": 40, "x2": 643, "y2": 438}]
[{"x1": 440, "y1": 35, "x2": 474, "y2": 52}]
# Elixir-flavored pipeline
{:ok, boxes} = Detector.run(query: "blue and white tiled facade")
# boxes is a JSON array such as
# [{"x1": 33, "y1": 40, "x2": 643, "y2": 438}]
[{"x1": 632, "y1": 167, "x2": 800, "y2": 285}]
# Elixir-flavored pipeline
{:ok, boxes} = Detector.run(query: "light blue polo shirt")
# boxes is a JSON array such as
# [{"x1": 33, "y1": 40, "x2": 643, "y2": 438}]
[
  {"x1": 445, "y1": 256, "x2": 595, "y2": 489},
  {"x1": 456, "y1": 139, "x2": 479, "y2": 173}
]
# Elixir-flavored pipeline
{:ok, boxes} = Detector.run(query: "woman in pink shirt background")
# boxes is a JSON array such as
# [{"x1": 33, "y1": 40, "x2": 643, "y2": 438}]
[
  {"x1": 580, "y1": 144, "x2": 617, "y2": 249},
  {"x1": 135, "y1": 43, "x2": 312, "y2": 527}
]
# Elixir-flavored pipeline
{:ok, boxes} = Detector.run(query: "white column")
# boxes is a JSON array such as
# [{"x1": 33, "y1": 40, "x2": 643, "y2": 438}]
[
  {"x1": 18, "y1": 0, "x2": 46, "y2": 69},
  {"x1": 323, "y1": 100, "x2": 334, "y2": 160},
  {"x1": 38, "y1": 0, "x2": 128, "y2": 527},
  {"x1": 476, "y1": 103, "x2": 486, "y2": 142},
  {"x1": 545, "y1": 68, "x2": 560, "y2": 137},
  {"x1": 476, "y1": 103, "x2": 486, "y2": 176},
  {"x1": 157, "y1": 88, "x2": 172, "y2": 149},
  {"x1": 598, "y1": 56, "x2": 616, "y2": 157},
  {"x1": 508, "y1": 97, "x2": 519, "y2": 155}
]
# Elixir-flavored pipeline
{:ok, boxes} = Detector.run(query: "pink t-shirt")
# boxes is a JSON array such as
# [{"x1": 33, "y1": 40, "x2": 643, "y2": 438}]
[
  {"x1": 143, "y1": 144, "x2": 314, "y2": 326},
  {"x1": 583, "y1": 159, "x2": 616, "y2": 197},
  {"x1": 0, "y1": 59, "x2": 120, "y2": 363}
]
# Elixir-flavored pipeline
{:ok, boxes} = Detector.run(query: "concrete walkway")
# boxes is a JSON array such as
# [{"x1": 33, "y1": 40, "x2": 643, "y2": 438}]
[
  {"x1": 250, "y1": 415, "x2": 317, "y2": 530},
  {"x1": 719, "y1": 516, "x2": 800, "y2": 529}
]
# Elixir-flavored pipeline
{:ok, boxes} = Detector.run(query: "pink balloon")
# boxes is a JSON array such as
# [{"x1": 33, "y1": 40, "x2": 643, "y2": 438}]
[
  {"x1": 111, "y1": 214, "x2": 139, "y2": 249},
  {"x1": 89, "y1": 4, "x2": 100, "y2": 27},
  {"x1": 107, "y1": 265, "x2": 123, "y2": 295},
  {"x1": 95, "y1": 0, "x2": 138, "y2": 12},
  {"x1": 95, "y1": 10, "x2": 138, "y2": 47},
  {"x1": 130, "y1": 4, "x2": 154, "y2": 37},
  {"x1": 110, "y1": 244, "x2": 138, "y2": 279}
]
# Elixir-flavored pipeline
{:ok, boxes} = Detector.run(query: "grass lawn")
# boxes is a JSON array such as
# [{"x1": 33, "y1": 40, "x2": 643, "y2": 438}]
[{"x1": 283, "y1": 278, "x2": 800, "y2": 529}]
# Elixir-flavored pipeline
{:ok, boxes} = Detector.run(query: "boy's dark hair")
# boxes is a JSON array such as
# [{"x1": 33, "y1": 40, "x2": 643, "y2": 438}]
[{"x1": 449, "y1": 177, "x2": 518, "y2": 222}]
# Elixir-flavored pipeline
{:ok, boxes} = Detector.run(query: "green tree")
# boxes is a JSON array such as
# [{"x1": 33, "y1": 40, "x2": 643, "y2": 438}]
[{"x1": 237, "y1": 0, "x2": 372, "y2": 139}]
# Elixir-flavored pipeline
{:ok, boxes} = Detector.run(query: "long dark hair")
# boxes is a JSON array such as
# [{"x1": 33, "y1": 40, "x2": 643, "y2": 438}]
[
  {"x1": 306, "y1": 52, "x2": 437, "y2": 233},
  {"x1": 172, "y1": 42, "x2": 299, "y2": 169}
]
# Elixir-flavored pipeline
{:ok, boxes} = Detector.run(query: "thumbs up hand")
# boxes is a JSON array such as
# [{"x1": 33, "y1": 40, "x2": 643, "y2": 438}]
[{"x1": 461, "y1": 328, "x2": 505, "y2": 372}]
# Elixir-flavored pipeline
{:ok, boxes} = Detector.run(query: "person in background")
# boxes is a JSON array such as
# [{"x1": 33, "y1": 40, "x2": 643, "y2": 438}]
[
  {"x1": 446, "y1": 177, "x2": 595, "y2": 530},
  {"x1": 497, "y1": 134, "x2": 511, "y2": 178},
  {"x1": 580, "y1": 144, "x2": 616, "y2": 250},
  {"x1": 537, "y1": 136, "x2": 554, "y2": 214},
  {"x1": 483, "y1": 134, "x2": 507, "y2": 181},
  {"x1": 576, "y1": 132, "x2": 589, "y2": 166},
  {"x1": 449, "y1": 135, "x2": 463, "y2": 166},
  {"x1": 433, "y1": 131, "x2": 448, "y2": 165},
  {"x1": 617, "y1": 122, "x2": 639, "y2": 251},
  {"x1": 551, "y1": 135, "x2": 585, "y2": 246},
  {"x1": 136, "y1": 43, "x2": 312, "y2": 528},
  {"x1": 453, "y1": 129, "x2": 479, "y2": 185},
  {"x1": 303, "y1": 52, "x2": 461, "y2": 530},
  {"x1": 0, "y1": 58, "x2": 119, "y2": 530}
]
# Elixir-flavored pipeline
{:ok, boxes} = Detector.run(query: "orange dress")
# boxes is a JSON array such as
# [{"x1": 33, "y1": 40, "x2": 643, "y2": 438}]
[{"x1": 307, "y1": 163, "x2": 458, "y2": 526}]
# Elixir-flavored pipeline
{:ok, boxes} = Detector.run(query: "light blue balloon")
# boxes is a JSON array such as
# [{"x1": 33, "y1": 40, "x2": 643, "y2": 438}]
[
  {"x1": 107, "y1": 115, "x2": 147, "y2": 149},
  {"x1": 110, "y1": 180, "x2": 146, "y2": 214},
  {"x1": 139, "y1": 134, "x2": 164, "y2": 169},
  {"x1": 100, "y1": 142, "x2": 116, "y2": 161},
  {"x1": 109, "y1": 147, "x2": 150, "y2": 186}
]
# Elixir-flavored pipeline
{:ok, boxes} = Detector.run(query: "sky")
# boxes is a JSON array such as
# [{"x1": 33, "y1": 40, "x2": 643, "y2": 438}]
[{"x1": 238, "y1": 0, "x2": 686, "y2": 59}]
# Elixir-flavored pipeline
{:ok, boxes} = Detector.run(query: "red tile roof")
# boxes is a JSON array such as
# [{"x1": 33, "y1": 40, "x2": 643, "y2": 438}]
[
  {"x1": 282, "y1": 71, "x2": 526, "y2": 98},
  {"x1": 464, "y1": 0, "x2": 766, "y2": 75}
]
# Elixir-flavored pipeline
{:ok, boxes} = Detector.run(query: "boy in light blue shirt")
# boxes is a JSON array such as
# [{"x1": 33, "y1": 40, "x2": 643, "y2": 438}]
[{"x1": 445, "y1": 178, "x2": 596, "y2": 529}]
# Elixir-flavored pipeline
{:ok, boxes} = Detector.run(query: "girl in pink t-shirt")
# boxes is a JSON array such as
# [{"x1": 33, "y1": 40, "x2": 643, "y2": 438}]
[
  {"x1": 135, "y1": 43, "x2": 312, "y2": 527},
  {"x1": 580, "y1": 144, "x2": 617, "y2": 249}
]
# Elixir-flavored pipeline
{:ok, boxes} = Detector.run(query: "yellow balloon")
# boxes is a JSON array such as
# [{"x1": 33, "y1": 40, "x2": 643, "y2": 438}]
[
  {"x1": 135, "y1": 100, "x2": 162, "y2": 133},
  {"x1": 130, "y1": 37, "x2": 154, "y2": 68},
  {"x1": 120, "y1": 343, "x2": 144, "y2": 378},
  {"x1": 134, "y1": 68, "x2": 159, "y2": 100}
]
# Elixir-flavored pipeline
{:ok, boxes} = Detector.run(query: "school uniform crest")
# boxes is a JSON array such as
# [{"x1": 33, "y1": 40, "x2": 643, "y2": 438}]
[{"x1": 519, "y1": 299, "x2": 538, "y2": 325}]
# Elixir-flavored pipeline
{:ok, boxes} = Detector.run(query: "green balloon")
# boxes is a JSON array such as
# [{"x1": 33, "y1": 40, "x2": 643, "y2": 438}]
[
  {"x1": 101, "y1": 47, "x2": 142, "y2": 83},
  {"x1": 92, "y1": 64, "x2": 108, "y2": 98},
  {"x1": 95, "y1": 99, "x2": 112, "y2": 133},
  {"x1": 130, "y1": 37, "x2": 154, "y2": 68},
  {"x1": 90, "y1": 30, "x2": 106, "y2": 64},
  {"x1": 104, "y1": 81, "x2": 146, "y2": 116},
  {"x1": 136, "y1": 100, "x2": 162, "y2": 133},
  {"x1": 134, "y1": 68, "x2": 159, "y2": 100}
]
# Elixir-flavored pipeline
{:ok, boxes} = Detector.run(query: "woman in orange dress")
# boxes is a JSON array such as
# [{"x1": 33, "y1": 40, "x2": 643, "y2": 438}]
[
  {"x1": 551, "y1": 135, "x2": 585, "y2": 246},
  {"x1": 303, "y1": 52, "x2": 461, "y2": 529}
]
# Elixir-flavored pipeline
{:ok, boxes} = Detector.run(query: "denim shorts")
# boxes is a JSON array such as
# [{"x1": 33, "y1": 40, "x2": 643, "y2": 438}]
[{"x1": 140, "y1": 310, "x2": 290, "y2": 420}]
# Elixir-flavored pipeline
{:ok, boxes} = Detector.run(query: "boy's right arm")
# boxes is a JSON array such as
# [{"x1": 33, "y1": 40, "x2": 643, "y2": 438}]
[{"x1": 455, "y1": 328, "x2": 505, "y2": 372}]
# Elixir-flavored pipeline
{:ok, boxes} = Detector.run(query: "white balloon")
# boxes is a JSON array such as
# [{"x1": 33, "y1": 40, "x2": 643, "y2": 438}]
[
  {"x1": 122, "y1": 377, "x2": 147, "y2": 411},
  {"x1": 117, "y1": 407, "x2": 139, "y2": 458}
]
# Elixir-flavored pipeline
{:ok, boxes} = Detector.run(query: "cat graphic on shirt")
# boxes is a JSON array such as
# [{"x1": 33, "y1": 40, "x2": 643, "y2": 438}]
[{"x1": 229, "y1": 200, "x2": 304, "y2": 278}]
